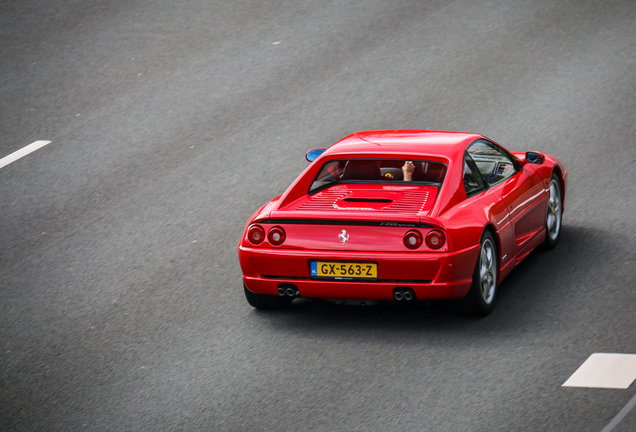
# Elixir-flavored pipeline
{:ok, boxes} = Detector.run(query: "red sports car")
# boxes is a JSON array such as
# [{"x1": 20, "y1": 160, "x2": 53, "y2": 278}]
[{"x1": 238, "y1": 130, "x2": 566, "y2": 315}]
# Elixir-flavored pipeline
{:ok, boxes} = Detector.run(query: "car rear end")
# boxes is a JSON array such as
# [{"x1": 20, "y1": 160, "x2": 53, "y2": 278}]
[
  {"x1": 239, "y1": 180, "x2": 479, "y2": 302},
  {"x1": 240, "y1": 223, "x2": 479, "y2": 302}
]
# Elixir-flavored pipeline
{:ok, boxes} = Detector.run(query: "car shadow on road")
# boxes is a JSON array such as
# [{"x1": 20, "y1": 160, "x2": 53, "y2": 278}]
[{"x1": 249, "y1": 224, "x2": 614, "y2": 339}]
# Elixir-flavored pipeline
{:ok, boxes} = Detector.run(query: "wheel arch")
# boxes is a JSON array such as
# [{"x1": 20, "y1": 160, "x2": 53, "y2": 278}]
[
  {"x1": 551, "y1": 165, "x2": 566, "y2": 212},
  {"x1": 483, "y1": 223, "x2": 502, "y2": 279}
]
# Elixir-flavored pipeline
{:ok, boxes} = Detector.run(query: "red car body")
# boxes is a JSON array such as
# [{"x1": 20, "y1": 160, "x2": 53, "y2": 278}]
[{"x1": 239, "y1": 130, "x2": 566, "y2": 312}]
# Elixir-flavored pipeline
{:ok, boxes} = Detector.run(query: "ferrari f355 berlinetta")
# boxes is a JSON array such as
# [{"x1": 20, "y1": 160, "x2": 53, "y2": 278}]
[{"x1": 239, "y1": 130, "x2": 566, "y2": 315}]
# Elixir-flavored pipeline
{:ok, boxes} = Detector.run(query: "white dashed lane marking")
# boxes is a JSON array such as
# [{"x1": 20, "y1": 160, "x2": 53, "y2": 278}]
[
  {"x1": 563, "y1": 353, "x2": 636, "y2": 432},
  {"x1": 563, "y1": 353, "x2": 636, "y2": 389},
  {"x1": 0, "y1": 140, "x2": 51, "y2": 169}
]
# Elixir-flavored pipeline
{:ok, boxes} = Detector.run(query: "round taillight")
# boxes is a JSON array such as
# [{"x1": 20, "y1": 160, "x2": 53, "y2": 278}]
[
  {"x1": 268, "y1": 226, "x2": 286, "y2": 246},
  {"x1": 426, "y1": 230, "x2": 445, "y2": 249},
  {"x1": 247, "y1": 224, "x2": 265, "y2": 245},
  {"x1": 403, "y1": 230, "x2": 423, "y2": 249}
]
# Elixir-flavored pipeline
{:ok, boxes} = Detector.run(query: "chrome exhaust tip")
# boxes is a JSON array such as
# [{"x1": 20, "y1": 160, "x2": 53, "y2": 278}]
[
  {"x1": 394, "y1": 287, "x2": 416, "y2": 301},
  {"x1": 277, "y1": 283, "x2": 299, "y2": 298}
]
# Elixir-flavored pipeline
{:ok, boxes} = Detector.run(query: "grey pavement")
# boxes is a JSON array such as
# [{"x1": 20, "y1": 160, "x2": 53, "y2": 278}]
[{"x1": 1, "y1": 0, "x2": 636, "y2": 430}]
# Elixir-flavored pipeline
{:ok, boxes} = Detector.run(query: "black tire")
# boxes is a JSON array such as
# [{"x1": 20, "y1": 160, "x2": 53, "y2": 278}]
[
  {"x1": 244, "y1": 284, "x2": 292, "y2": 309},
  {"x1": 543, "y1": 172, "x2": 563, "y2": 249},
  {"x1": 461, "y1": 230, "x2": 498, "y2": 316}
]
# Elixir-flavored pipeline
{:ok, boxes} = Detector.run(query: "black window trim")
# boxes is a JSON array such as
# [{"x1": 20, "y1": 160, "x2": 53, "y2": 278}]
[{"x1": 463, "y1": 151, "x2": 488, "y2": 197}]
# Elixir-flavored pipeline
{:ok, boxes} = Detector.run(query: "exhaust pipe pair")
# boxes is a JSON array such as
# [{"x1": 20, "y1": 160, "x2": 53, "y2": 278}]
[
  {"x1": 393, "y1": 287, "x2": 416, "y2": 301},
  {"x1": 277, "y1": 284, "x2": 299, "y2": 298}
]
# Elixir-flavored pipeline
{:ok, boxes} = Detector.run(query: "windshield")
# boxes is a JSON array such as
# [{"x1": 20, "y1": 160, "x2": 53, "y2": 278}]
[{"x1": 309, "y1": 159, "x2": 447, "y2": 193}]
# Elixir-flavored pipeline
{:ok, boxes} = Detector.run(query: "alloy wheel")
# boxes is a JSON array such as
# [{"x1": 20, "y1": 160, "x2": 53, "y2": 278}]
[{"x1": 480, "y1": 238, "x2": 497, "y2": 305}]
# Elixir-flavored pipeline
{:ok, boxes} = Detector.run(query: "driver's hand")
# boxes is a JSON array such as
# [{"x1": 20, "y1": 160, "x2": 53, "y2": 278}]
[{"x1": 402, "y1": 161, "x2": 415, "y2": 181}]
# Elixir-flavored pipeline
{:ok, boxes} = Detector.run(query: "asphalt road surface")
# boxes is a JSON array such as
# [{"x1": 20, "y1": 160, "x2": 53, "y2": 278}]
[{"x1": 2, "y1": 0, "x2": 636, "y2": 430}]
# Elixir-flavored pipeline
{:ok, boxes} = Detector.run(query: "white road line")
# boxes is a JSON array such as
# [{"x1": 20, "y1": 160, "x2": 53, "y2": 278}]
[
  {"x1": 0, "y1": 140, "x2": 51, "y2": 169},
  {"x1": 563, "y1": 353, "x2": 636, "y2": 389},
  {"x1": 602, "y1": 392, "x2": 636, "y2": 432},
  {"x1": 563, "y1": 353, "x2": 636, "y2": 431}
]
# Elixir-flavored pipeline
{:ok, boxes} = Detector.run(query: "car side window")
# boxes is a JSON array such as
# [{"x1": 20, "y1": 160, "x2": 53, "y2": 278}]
[
  {"x1": 463, "y1": 153, "x2": 486, "y2": 196},
  {"x1": 467, "y1": 140, "x2": 517, "y2": 185}
]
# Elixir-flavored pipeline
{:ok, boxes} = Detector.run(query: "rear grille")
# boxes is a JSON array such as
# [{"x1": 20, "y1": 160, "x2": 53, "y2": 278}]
[
  {"x1": 296, "y1": 190, "x2": 348, "y2": 210},
  {"x1": 294, "y1": 190, "x2": 431, "y2": 214},
  {"x1": 382, "y1": 191, "x2": 430, "y2": 212}
]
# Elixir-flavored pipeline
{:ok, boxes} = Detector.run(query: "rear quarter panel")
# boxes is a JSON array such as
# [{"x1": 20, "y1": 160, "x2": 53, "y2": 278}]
[{"x1": 437, "y1": 186, "x2": 511, "y2": 257}]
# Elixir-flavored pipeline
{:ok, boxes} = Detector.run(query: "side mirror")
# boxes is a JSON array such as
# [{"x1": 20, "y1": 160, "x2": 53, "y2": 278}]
[
  {"x1": 305, "y1": 148, "x2": 326, "y2": 162},
  {"x1": 525, "y1": 151, "x2": 545, "y2": 165}
]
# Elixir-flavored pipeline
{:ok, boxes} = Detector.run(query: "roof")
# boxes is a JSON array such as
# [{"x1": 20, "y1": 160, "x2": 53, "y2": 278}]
[{"x1": 324, "y1": 130, "x2": 482, "y2": 159}]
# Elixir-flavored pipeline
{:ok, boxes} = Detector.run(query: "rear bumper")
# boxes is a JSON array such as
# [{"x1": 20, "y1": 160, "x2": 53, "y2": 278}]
[{"x1": 238, "y1": 245, "x2": 479, "y2": 301}]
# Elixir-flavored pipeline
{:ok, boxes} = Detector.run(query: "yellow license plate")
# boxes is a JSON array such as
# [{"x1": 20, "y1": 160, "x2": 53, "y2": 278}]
[{"x1": 310, "y1": 261, "x2": 378, "y2": 279}]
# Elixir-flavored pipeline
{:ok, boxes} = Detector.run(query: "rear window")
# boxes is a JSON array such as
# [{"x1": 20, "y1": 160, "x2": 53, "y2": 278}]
[{"x1": 310, "y1": 159, "x2": 447, "y2": 193}]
